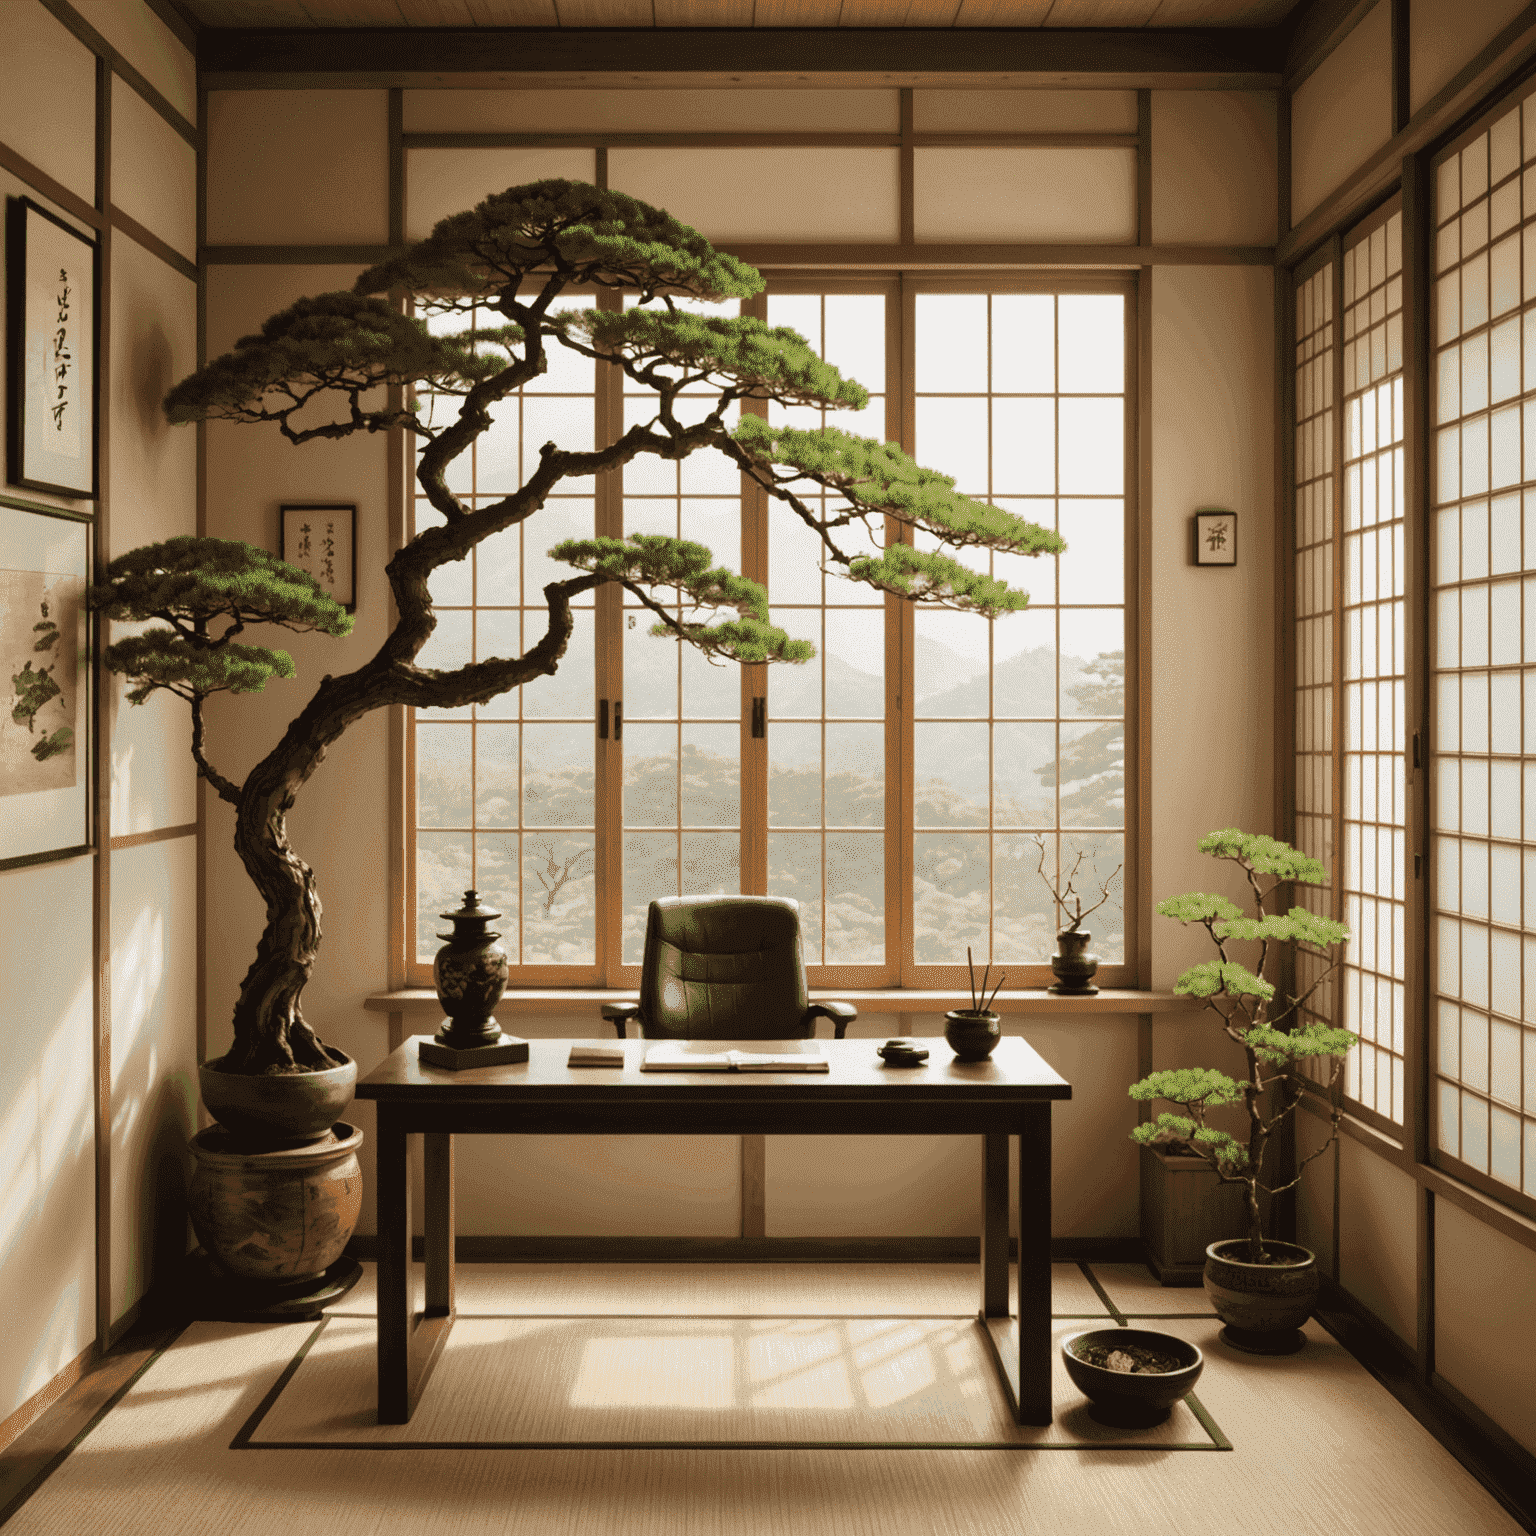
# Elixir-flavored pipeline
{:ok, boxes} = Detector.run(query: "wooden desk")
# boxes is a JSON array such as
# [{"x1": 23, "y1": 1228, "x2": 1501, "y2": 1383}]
[{"x1": 355, "y1": 1036, "x2": 1072, "y2": 1427}]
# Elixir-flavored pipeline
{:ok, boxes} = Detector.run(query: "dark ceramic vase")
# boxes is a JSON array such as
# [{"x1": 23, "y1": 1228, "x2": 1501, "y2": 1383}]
[
  {"x1": 433, "y1": 889, "x2": 509, "y2": 1047},
  {"x1": 1048, "y1": 928, "x2": 1100, "y2": 995},
  {"x1": 944, "y1": 1009, "x2": 1001, "y2": 1061},
  {"x1": 1203, "y1": 1239, "x2": 1319, "y2": 1354}
]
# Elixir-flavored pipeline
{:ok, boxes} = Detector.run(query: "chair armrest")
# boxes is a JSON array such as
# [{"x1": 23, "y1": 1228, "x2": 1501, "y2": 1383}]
[
  {"x1": 600, "y1": 1002, "x2": 640, "y2": 1039},
  {"x1": 805, "y1": 1000, "x2": 857, "y2": 1040}
]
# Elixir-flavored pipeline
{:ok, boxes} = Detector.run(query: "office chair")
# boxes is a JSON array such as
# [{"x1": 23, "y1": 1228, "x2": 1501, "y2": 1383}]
[{"x1": 600, "y1": 895, "x2": 857, "y2": 1040}]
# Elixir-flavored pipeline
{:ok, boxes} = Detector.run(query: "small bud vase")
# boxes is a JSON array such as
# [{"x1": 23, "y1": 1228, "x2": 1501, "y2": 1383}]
[
  {"x1": 944, "y1": 1009, "x2": 1001, "y2": 1061},
  {"x1": 433, "y1": 889, "x2": 509, "y2": 1047},
  {"x1": 1048, "y1": 928, "x2": 1099, "y2": 995}
]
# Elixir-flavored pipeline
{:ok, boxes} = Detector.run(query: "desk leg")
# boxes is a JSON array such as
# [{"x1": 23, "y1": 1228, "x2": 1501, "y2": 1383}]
[
  {"x1": 424, "y1": 1133, "x2": 454, "y2": 1317},
  {"x1": 1016, "y1": 1106, "x2": 1053, "y2": 1426},
  {"x1": 980, "y1": 1133, "x2": 1009, "y2": 1317},
  {"x1": 377, "y1": 1107, "x2": 411, "y2": 1424}
]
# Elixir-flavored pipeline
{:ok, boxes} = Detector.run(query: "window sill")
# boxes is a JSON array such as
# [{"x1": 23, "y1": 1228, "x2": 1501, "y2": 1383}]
[{"x1": 364, "y1": 987, "x2": 1200, "y2": 1018}]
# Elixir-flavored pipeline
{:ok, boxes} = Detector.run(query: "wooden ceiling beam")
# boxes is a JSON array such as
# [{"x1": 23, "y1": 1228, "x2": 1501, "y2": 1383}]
[{"x1": 199, "y1": 25, "x2": 1286, "y2": 87}]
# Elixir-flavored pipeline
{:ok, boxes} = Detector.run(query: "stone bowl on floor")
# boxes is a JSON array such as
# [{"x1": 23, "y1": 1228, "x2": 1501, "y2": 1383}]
[{"x1": 1062, "y1": 1328, "x2": 1204, "y2": 1424}]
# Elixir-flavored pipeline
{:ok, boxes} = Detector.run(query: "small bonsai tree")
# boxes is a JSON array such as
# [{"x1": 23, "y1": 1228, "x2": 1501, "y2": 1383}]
[
  {"x1": 91, "y1": 179, "x2": 1064, "y2": 1078},
  {"x1": 1128, "y1": 829, "x2": 1357, "y2": 1262}
]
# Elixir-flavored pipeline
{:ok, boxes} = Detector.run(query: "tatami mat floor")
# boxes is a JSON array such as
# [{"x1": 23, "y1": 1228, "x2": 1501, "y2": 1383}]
[{"x1": 0, "y1": 1261, "x2": 1524, "y2": 1536}]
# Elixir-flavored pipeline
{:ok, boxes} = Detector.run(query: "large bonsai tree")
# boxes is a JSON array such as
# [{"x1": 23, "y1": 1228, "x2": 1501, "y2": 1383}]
[
  {"x1": 1128, "y1": 830, "x2": 1357, "y2": 1261},
  {"x1": 91, "y1": 180, "x2": 1064, "y2": 1077}
]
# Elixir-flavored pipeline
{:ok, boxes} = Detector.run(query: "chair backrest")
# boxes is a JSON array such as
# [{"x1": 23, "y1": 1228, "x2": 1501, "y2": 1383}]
[{"x1": 639, "y1": 895, "x2": 810, "y2": 1040}]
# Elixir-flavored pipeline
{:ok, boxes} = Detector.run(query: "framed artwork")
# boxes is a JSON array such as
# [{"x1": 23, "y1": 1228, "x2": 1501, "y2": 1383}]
[
  {"x1": 280, "y1": 503, "x2": 357, "y2": 612},
  {"x1": 6, "y1": 197, "x2": 98, "y2": 499},
  {"x1": 0, "y1": 500, "x2": 91, "y2": 871},
  {"x1": 1193, "y1": 508, "x2": 1238, "y2": 567}
]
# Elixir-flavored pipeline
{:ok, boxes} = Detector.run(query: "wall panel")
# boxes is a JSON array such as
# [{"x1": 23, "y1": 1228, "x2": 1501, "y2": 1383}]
[
  {"x1": 108, "y1": 837, "x2": 197, "y2": 1325},
  {"x1": 913, "y1": 89, "x2": 1138, "y2": 133},
  {"x1": 611, "y1": 146, "x2": 900, "y2": 243},
  {"x1": 913, "y1": 147, "x2": 1137, "y2": 243},
  {"x1": 1295, "y1": 1113, "x2": 1337, "y2": 1271},
  {"x1": 1410, "y1": 0, "x2": 1529, "y2": 117},
  {"x1": 1337, "y1": 1133, "x2": 1417, "y2": 1345},
  {"x1": 406, "y1": 147, "x2": 596, "y2": 241},
  {"x1": 1151, "y1": 92, "x2": 1278, "y2": 247},
  {"x1": 0, "y1": 857, "x2": 95, "y2": 1422},
  {"x1": 69, "y1": 0, "x2": 194, "y2": 126},
  {"x1": 207, "y1": 91, "x2": 389, "y2": 246},
  {"x1": 0, "y1": 2, "x2": 96, "y2": 205},
  {"x1": 111, "y1": 74, "x2": 196, "y2": 261},
  {"x1": 1290, "y1": 1, "x2": 1392, "y2": 226},
  {"x1": 1435, "y1": 1198, "x2": 1536, "y2": 1457}
]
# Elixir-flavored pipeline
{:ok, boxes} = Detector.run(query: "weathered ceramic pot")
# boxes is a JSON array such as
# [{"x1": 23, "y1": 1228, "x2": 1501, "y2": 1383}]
[
  {"x1": 188, "y1": 1122, "x2": 363, "y2": 1285},
  {"x1": 1048, "y1": 928, "x2": 1100, "y2": 995},
  {"x1": 1062, "y1": 1328, "x2": 1204, "y2": 1423},
  {"x1": 944, "y1": 1009, "x2": 1001, "y2": 1061},
  {"x1": 199, "y1": 1050, "x2": 356, "y2": 1147},
  {"x1": 1204, "y1": 1239, "x2": 1319, "y2": 1354},
  {"x1": 433, "y1": 888, "x2": 509, "y2": 1048}
]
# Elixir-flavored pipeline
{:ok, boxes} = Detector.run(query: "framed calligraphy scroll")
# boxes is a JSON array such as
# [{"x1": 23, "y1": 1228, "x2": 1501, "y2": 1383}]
[
  {"x1": 280, "y1": 503, "x2": 357, "y2": 611},
  {"x1": 6, "y1": 198, "x2": 98, "y2": 499}
]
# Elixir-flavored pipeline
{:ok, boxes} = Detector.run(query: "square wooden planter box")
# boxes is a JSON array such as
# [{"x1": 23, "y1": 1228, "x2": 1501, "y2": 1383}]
[{"x1": 1139, "y1": 1145, "x2": 1249, "y2": 1285}]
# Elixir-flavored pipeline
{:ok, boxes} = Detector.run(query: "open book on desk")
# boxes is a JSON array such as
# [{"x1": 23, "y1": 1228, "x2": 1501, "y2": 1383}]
[{"x1": 640, "y1": 1041, "x2": 829, "y2": 1073}]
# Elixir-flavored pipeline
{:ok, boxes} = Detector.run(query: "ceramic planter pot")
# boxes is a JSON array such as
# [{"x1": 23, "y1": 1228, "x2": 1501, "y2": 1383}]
[
  {"x1": 188, "y1": 1121, "x2": 363, "y2": 1285},
  {"x1": 1203, "y1": 1238, "x2": 1319, "y2": 1353},
  {"x1": 199, "y1": 1049, "x2": 356, "y2": 1147},
  {"x1": 1062, "y1": 1328, "x2": 1204, "y2": 1423},
  {"x1": 944, "y1": 1009, "x2": 1001, "y2": 1061},
  {"x1": 1048, "y1": 928, "x2": 1099, "y2": 995}
]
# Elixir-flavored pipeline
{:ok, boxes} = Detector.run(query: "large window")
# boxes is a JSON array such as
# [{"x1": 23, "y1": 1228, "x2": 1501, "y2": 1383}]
[
  {"x1": 1431, "y1": 93, "x2": 1536, "y2": 1209},
  {"x1": 408, "y1": 278, "x2": 1135, "y2": 988}
]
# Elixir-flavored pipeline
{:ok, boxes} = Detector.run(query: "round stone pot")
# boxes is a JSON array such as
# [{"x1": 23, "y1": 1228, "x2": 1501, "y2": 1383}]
[
  {"x1": 1203, "y1": 1239, "x2": 1320, "y2": 1354},
  {"x1": 199, "y1": 1050, "x2": 356, "y2": 1147},
  {"x1": 188, "y1": 1122, "x2": 364, "y2": 1286},
  {"x1": 1048, "y1": 929, "x2": 1099, "y2": 995},
  {"x1": 944, "y1": 1009, "x2": 1001, "y2": 1061},
  {"x1": 1062, "y1": 1328, "x2": 1204, "y2": 1425}
]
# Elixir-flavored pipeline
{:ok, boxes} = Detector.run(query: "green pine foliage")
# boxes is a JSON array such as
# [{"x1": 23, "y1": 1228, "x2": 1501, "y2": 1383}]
[
  {"x1": 163, "y1": 294, "x2": 500, "y2": 436},
  {"x1": 557, "y1": 310, "x2": 868, "y2": 408},
  {"x1": 90, "y1": 536, "x2": 351, "y2": 705},
  {"x1": 1128, "y1": 829, "x2": 1357, "y2": 1257},
  {"x1": 354, "y1": 180, "x2": 763, "y2": 305}
]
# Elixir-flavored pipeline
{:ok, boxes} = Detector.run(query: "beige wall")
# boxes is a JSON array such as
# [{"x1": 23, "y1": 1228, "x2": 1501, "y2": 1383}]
[
  {"x1": 1410, "y1": 0, "x2": 1529, "y2": 117},
  {"x1": 0, "y1": 0, "x2": 197, "y2": 1423}
]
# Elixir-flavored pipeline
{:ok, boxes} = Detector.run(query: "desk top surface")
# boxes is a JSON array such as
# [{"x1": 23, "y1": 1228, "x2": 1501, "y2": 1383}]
[{"x1": 356, "y1": 1036, "x2": 1071, "y2": 1102}]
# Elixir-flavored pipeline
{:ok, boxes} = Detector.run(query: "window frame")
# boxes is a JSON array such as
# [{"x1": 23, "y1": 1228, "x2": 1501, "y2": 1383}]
[{"x1": 402, "y1": 268, "x2": 1140, "y2": 993}]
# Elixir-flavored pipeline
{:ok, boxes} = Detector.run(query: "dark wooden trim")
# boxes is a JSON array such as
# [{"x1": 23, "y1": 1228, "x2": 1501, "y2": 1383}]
[
  {"x1": 400, "y1": 130, "x2": 1138, "y2": 150},
  {"x1": 141, "y1": 0, "x2": 199, "y2": 55},
  {"x1": 195, "y1": 78, "x2": 208, "y2": 1082},
  {"x1": 1277, "y1": 81, "x2": 1292, "y2": 237},
  {"x1": 107, "y1": 204, "x2": 196, "y2": 283},
  {"x1": 1135, "y1": 267, "x2": 1153, "y2": 992},
  {"x1": 1401, "y1": 152, "x2": 1431, "y2": 1174},
  {"x1": 1390, "y1": 0, "x2": 1411, "y2": 135},
  {"x1": 345, "y1": 1234, "x2": 1145, "y2": 1265},
  {"x1": 37, "y1": 0, "x2": 198, "y2": 146},
  {"x1": 108, "y1": 823, "x2": 196, "y2": 853},
  {"x1": 1417, "y1": 1185, "x2": 1435, "y2": 1387},
  {"x1": 198, "y1": 28, "x2": 1285, "y2": 88},
  {"x1": 91, "y1": 49, "x2": 113, "y2": 1357},
  {"x1": 200, "y1": 240, "x2": 1275, "y2": 270},
  {"x1": 387, "y1": 88, "x2": 403, "y2": 250},
  {"x1": 0, "y1": 1344, "x2": 92, "y2": 1455},
  {"x1": 1283, "y1": 0, "x2": 1384, "y2": 92},
  {"x1": 0, "y1": 142, "x2": 102, "y2": 232},
  {"x1": 1278, "y1": 1, "x2": 1536, "y2": 267},
  {"x1": 1136, "y1": 89, "x2": 1151, "y2": 247},
  {"x1": 740, "y1": 1135, "x2": 766, "y2": 1240}
]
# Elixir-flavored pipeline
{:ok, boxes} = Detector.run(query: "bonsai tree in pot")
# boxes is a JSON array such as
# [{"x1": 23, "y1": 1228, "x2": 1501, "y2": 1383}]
[
  {"x1": 92, "y1": 179, "x2": 1063, "y2": 1126},
  {"x1": 1128, "y1": 829, "x2": 1356, "y2": 1350}
]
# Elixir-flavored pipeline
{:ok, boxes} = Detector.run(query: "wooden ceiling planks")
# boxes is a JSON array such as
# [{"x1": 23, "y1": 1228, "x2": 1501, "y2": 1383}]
[
  {"x1": 1034, "y1": 0, "x2": 1161, "y2": 22},
  {"x1": 1148, "y1": 0, "x2": 1294, "y2": 22},
  {"x1": 951, "y1": 0, "x2": 1055, "y2": 21},
  {"x1": 554, "y1": 0, "x2": 657, "y2": 23},
  {"x1": 653, "y1": 0, "x2": 756, "y2": 23}
]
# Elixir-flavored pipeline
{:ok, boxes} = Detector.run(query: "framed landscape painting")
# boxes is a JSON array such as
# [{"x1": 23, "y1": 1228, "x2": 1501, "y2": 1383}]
[
  {"x1": 0, "y1": 501, "x2": 91, "y2": 870},
  {"x1": 6, "y1": 197, "x2": 98, "y2": 499}
]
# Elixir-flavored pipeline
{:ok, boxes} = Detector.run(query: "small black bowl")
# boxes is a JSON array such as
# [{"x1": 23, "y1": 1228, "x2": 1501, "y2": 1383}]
[{"x1": 1062, "y1": 1328, "x2": 1203, "y2": 1425}]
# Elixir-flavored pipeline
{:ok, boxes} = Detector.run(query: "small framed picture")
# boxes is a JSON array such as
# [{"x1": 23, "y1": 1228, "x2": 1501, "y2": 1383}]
[
  {"x1": 280, "y1": 503, "x2": 356, "y2": 611},
  {"x1": 1193, "y1": 509, "x2": 1238, "y2": 567},
  {"x1": 0, "y1": 501, "x2": 92, "y2": 871},
  {"x1": 6, "y1": 197, "x2": 98, "y2": 499}
]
